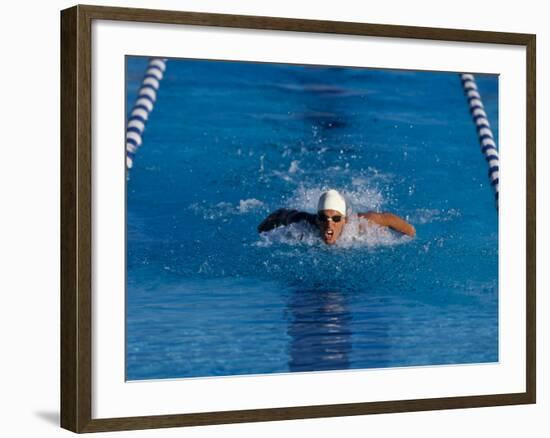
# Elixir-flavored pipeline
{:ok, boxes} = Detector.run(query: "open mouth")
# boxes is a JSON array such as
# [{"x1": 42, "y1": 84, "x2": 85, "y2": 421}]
[{"x1": 324, "y1": 229, "x2": 335, "y2": 242}]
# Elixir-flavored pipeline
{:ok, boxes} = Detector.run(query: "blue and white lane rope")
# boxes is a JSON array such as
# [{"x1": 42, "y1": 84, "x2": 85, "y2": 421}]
[
  {"x1": 126, "y1": 58, "x2": 167, "y2": 169},
  {"x1": 460, "y1": 73, "x2": 499, "y2": 208}
]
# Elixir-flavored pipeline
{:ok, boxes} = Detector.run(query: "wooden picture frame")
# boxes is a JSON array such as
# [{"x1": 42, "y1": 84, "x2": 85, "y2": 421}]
[{"x1": 61, "y1": 4, "x2": 536, "y2": 433}]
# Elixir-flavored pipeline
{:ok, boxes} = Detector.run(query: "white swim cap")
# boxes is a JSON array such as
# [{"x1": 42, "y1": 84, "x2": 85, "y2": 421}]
[{"x1": 317, "y1": 190, "x2": 346, "y2": 216}]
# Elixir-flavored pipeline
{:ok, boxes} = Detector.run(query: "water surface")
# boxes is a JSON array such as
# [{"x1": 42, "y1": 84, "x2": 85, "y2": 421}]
[{"x1": 126, "y1": 57, "x2": 498, "y2": 380}]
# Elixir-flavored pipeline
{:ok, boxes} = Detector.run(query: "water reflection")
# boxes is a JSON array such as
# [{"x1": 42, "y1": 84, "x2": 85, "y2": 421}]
[{"x1": 287, "y1": 289, "x2": 352, "y2": 372}]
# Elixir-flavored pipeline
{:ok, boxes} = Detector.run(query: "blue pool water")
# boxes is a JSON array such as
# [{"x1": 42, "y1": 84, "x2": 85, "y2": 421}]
[{"x1": 125, "y1": 57, "x2": 498, "y2": 380}]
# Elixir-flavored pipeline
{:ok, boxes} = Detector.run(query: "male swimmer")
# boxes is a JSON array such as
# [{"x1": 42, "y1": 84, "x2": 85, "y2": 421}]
[{"x1": 258, "y1": 189, "x2": 415, "y2": 245}]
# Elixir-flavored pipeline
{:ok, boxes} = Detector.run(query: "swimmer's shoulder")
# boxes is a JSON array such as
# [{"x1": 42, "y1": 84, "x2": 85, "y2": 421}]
[
  {"x1": 357, "y1": 211, "x2": 416, "y2": 237},
  {"x1": 258, "y1": 209, "x2": 316, "y2": 232},
  {"x1": 288, "y1": 211, "x2": 317, "y2": 226},
  {"x1": 357, "y1": 211, "x2": 378, "y2": 220}
]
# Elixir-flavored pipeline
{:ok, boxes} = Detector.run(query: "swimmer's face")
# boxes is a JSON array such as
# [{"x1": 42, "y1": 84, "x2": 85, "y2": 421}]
[{"x1": 317, "y1": 209, "x2": 347, "y2": 245}]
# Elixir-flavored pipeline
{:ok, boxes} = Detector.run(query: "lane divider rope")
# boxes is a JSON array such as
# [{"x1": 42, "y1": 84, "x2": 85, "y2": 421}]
[
  {"x1": 126, "y1": 58, "x2": 167, "y2": 169},
  {"x1": 460, "y1": 73, "x2": 499, "y2": 209}
]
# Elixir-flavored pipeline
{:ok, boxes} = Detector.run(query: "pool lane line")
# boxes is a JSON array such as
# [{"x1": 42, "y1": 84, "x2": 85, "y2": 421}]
[
  {"x1": 126, "y1": 58, "x2": 167, "y2": 169},
  {"x1": 460, "y1": 73, "x2": 499, "y2": 209}
]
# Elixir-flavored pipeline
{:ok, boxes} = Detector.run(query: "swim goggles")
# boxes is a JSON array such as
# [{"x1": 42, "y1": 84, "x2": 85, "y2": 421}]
[{"x1": 317, "y1": 213, "x2": 344, "y2": 223}]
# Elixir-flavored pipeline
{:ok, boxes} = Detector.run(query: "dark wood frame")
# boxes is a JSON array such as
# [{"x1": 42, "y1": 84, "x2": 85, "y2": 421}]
[{"x1": 61, "y1": 4, "x2": 536, "y2": 433}]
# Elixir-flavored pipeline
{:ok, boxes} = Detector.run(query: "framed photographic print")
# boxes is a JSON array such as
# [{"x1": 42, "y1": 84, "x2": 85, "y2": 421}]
[{"x1": 60, "y1": 4, "x2": 536, "y2": 433}]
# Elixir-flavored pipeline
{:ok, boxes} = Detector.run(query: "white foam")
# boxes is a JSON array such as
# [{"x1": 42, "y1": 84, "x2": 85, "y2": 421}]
[
  {"x1": 189, "y1": 198, "x2": 266, "y2": 219},
  {"x1": 238, "y1": 198, "x2": 264, "y2": 213},
  {"x1": 410, "y1": 208, "x2": 461, "y2": 225},
  {"x1": 288, "y1": 160, "x2": 300, "y2": 174},
  {"x1": 285, "y1": 181, "x2": 385, "y2": 215}
]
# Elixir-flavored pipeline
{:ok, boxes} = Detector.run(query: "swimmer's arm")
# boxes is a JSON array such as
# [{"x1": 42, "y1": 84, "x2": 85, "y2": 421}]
[
  {"x1": 258, "y1": 209, "x2": 315, "y2": 232},
  {"x1": 358, "y1": 212, "x2": 416, "y2": 237}
]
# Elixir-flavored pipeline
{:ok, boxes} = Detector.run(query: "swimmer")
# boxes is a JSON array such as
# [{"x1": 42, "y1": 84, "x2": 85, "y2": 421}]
[{"x1": 258, "y1": 189, "x2": 415, "y2": 245}]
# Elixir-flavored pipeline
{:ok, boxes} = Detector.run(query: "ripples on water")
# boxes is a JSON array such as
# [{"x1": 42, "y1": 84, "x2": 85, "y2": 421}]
[{"x1": 126, "y1": 57, "x2": 499, "y2": 380}]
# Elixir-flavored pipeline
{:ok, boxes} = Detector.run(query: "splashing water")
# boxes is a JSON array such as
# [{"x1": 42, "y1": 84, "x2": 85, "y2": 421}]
[
  {"x1": 126, "y1": 57, "x2": 499, "y2": 380},
  {"x1": 255, "y1": 212, "x2": 411, "y2": 249}
]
